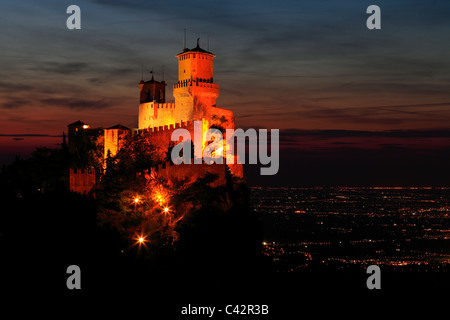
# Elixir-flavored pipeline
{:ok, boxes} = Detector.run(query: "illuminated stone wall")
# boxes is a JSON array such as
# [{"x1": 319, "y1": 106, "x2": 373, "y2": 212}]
[
  {"x1": 104, "y1": 129, "x2": 119, "y2": 158},
  {"x1": 134, "y1": 118, "x2": 242, "y2": 178},
  {"x1": 134, "y1": 121, "x2": 196, "y2": 162},
  {"x1": 138, "y1": 102, "x2": 194, "y2": 129},
  {"x1": 177, "y1": 51, "x2": 214, "y2": 83},
  {"x1": 104, "y1": 127, "x2": 130, "y2": 159},
  {"x1": 69, "y1": 168, "x2": 95, "y2": 194},
  {"x1": 151, "y1": 161, "x2": 227, "y2": 188}
]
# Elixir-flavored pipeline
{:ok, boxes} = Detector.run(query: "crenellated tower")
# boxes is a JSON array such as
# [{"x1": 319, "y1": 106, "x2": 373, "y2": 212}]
[
  {"x1": 173, "y1": 38, "x2": 219, "y2": 117},
  {"x1": 139, "y1": 39, "x2": 225, "y2": 130},
  {"x1": 139, "y1": 75, "x2": 166, "y2": 104}
]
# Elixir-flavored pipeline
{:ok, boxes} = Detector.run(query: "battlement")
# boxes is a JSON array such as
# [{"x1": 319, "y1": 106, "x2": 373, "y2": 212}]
[
  {"x1": 70, "y1": 168, "x2": 95, "y2": 174},
  {"x1": 134, "y1": 120, "x2": 195, "y2": 135},
  {"x1": 140, "y1": 102, "x2": 176, "y2": 109},
  {"x1": 173, "y1": 79, "x2": 218, "y2": 89},
  {"x1": 69, "y1": 168, "x2": 95, "y2": 194},
  {"x1": 154, "y1": 102, "x2": 175, "y2": 109}
]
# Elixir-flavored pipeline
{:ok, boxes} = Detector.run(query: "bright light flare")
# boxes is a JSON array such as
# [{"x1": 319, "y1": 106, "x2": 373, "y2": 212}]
[
  {"x1": 82, "y1": 124, "x2": 89, "y2": 129},
  {"x1": 164, "y1": 207, "x2": 169, "y2": 213},
  {"x1": 134, "y1": 234, "x2": 148, "y2": 247},
  {"x1": 134, "y1": 197, "x2": 139, "y2": 203}
]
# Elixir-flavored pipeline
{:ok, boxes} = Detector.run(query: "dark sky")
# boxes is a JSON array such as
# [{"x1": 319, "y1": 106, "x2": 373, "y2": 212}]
[{"x1": 1, "y1": 0, "x2": 450, "y2": 185}]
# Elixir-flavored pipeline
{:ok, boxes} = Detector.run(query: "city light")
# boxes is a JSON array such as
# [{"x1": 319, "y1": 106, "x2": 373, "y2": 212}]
[
  {"x1": 253, "y1": 186, "x2": 450, "y2": 272},
  {"x1": 134, "y1": 197, "x2": 139, "y2": 203},
  {"x1": 82, "y1": 124, "x2": 89, "y2": 129},
  {"x1": 164, "y1": 207, "x2": 169, "y2": 213},
  {"x1": 134, "y1": 234, "x2": 148, "y2": 247}
]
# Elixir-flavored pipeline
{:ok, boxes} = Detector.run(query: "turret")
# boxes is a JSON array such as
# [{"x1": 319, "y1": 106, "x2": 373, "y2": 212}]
[
  {"x1": 139, "y1": 74, "x2": 166, "y2": 104},
  {"x1": 173, "y1": 39, "x2": 219, "y2": 113}
]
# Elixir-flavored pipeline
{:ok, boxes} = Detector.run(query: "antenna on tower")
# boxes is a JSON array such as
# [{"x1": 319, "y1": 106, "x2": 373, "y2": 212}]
[
  {"x1": 162, "y1": 64, "x2": 165, "y2": 81},
  {"x1": 183, "y1": 28, "x2": 186, "y2": 49},
  {"x1": 150, "y1": 68, "x2": 155, "y2": 101}
]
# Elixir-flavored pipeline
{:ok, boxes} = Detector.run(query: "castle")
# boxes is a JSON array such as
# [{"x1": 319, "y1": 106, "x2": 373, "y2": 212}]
[{"x1": 70, "y1": 40, "x2": 243, "y2": 194}]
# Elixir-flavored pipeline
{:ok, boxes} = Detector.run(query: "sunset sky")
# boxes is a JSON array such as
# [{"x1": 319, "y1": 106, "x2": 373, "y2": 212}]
[{"x1": 1, "y1": 0, "x2": 450, "y2": 185}]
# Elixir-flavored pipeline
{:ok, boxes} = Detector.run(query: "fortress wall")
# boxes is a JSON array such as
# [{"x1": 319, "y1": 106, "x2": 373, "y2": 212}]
[
  {"x1": 104, "y1": 129, "x2": 119, "y2": 159},
  {"x1": 210, "y1": 107, "x2": 235, "y2": 130},
  {"x1": 104, "y1": 128, "x2": 131, "y2": 162},
  {"x1": 134, "y1": 120, "x2": 197, "y2": 162},
  {"x1": 151, "y1": 161, "x2": 227, "y2": 188},
  {"x1": 135, "y1": 109, "x2": 239, "y2": 170},
  {"x1": 138, "y1": 101, "x2": 193, "y2": 129},
  {"x1": 69, "y1": 168, "x2": 95, "y2": 194}
]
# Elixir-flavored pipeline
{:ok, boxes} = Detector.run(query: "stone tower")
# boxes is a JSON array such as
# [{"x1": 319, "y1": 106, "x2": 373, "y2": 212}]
[
  {"x1": 139, "y1": 75, "x2": 166, "y2": 104},
  {"x1": 138, "y1": 39, "x2": 228, "y2": 130},
  {"x1": 67, "y1": 120, "x2": 89, "y2": 153},
  {"x1": 174, "y1": 38, "x2": 219, "y2": 117},
  {"x1": 104, "y1": 124, "x2": 131, "y2": 159}
]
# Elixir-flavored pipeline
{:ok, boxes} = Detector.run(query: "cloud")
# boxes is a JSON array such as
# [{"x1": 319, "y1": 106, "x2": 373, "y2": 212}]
[
  {"x1": 0, "y1": 95, "x2": 113, "y2": 110},
  {"x1": 0, "y1": 81, "x2": 33, "y2": 92},
  {"x1": 29, "y1": 62, "x2": 90, "y2": 75},
  {"x1": 0, "y1": 134, "x2": 62, "y2": 138},
  {"x1": 252, "y1": 101, "x2": 450, "y2": 128},
  {"x1": 39, "y1": 98, "x2": 111, "y2": 110},
  {"x1": 331, "y1": 141, "x2": 356, "y2": 145},
  {"x1": 281, "y1": 128, "x2": 450, "y2": 139},
  {"x1": 90, "y1": 0, "x2": 143, "y2": 8},
  {"x1": 379, "y1": 143, "x2": 411, "y2": 151},
  {"x1": 1, "y1": 99, "x2": 28, "y2": 109}
]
